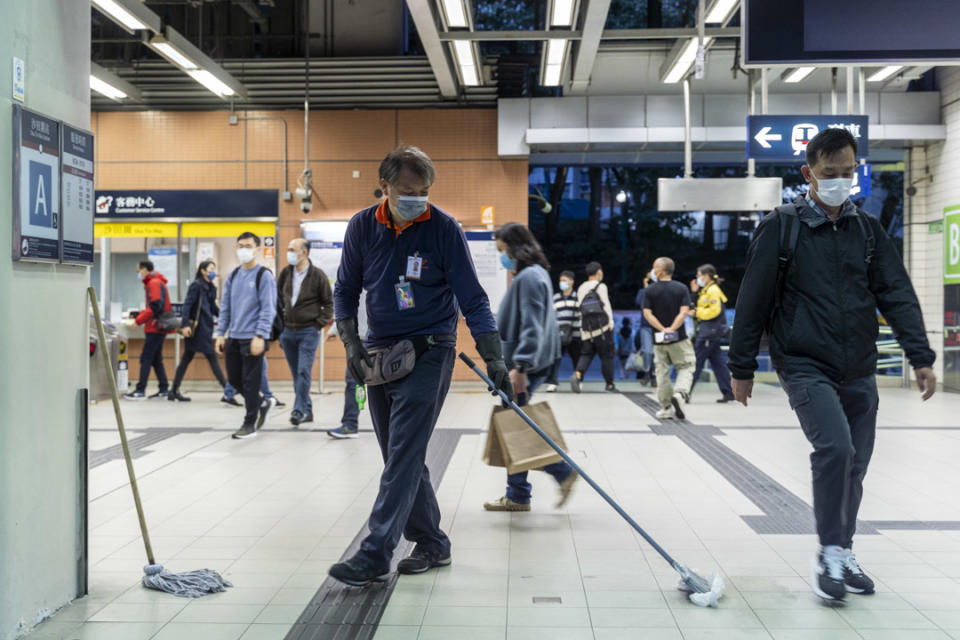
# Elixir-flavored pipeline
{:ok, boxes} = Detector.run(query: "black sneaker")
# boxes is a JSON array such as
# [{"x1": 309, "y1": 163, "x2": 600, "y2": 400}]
[
  {"x1": 299, "y1": 412, "x2": 314, "y2": 424},
  {"x1": 220, "y1": 395, "x2": 242, "y2": 407},
  {"x1": 290, "y1": 410, "x2": 304, "y2": 426},
  {"x1": 167, "y1": 390, "x2": 191, "y2": 402},
  {"x1": 605, "y1": 384, "x2": 618, "y2": 393},
  {"x1": 123, "y1": 391, "x2": 146, "y2": 401},
  {"x1": 148, "y1": 390, "x2": 169, "y2": 400},
  {"x1": 328, "y1": 559, "x2": 390, "y2": 586},
  {"x1": 232, "y1": 424, "x2": 257, "y2": 440},
  {"x1": 256, "y1": 396, "x2": 277, "y2": 430},
  {"x1": 671, "y1": 392, "x2": 686, "y2": 420},
  {"x1": 569, "y1": 373, "x2": 582, "y2": 394},
  {"x1": 717, "y1": 394, "x2": 735, "y2": 403},
  {"x1": 397, "y1": 546, "x2": 451, "y2": 575},
  {"x1": 272, "y1": 397, "x2": 286, "y2": 408},
  {"x1": 814, "y1": 549, "x2": 847, "y2": 602},
  {"x1": 843, "y1": 550, "x2": 875, "y2": 595}
]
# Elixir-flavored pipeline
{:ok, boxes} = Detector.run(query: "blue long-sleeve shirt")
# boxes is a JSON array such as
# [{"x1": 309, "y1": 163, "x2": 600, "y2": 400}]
[
  {"x1": 216, "y1": 265, "x2": 277, "y2": 340},
  {"x1": 334, "y1": 201, "x2": 496, "y2": 346}
]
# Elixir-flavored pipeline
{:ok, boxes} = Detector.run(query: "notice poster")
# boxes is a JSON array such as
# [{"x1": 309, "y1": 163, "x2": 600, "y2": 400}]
[
  {"x1": 303, "y1": 220, "x2": 350, "y2": 287},
  {"x1": 12, "y1": 105, "x2": 60, "y2": 262},
  {"x1": 61, "y1": 124, "x2": 95, "y2": 264},
  {"x1": 465, "y1": 230, "x2": 508, "y2": 313}
]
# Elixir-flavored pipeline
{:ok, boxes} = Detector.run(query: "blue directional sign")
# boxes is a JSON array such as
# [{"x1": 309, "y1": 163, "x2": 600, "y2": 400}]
[
  {"x1": 851, "y1": 164, "x2": 871, "y2": 199},
  {"x1": 746, "y1": 115, "x2": 869, "y2": 162}
]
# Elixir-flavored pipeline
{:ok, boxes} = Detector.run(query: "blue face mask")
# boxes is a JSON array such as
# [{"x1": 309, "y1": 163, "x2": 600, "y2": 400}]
[
  {"x1": 500, "y1": 253, "x2": 517, "y2": 271},
  {"x1": 207, "y1": 270, "x2": 217, "y2": 281},
  {"x1": 395, "y1": 195, "x2": 429, "y2": 221}
]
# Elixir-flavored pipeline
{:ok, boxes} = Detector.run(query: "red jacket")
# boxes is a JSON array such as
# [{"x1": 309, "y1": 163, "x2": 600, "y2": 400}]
[{"x1": 135, "y1": 272, "x2": 172, "y2": 334}]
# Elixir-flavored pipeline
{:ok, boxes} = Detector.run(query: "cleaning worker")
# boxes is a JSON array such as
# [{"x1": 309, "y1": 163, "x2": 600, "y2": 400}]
[
  {"x1": 483, "y1": 222, "x2": 578, "y2": 512},
  {"x1": 689, "y1": 264, "x2": 734, "y2": 403},
  {"x1": 329, "y1": 145, "x2": 511, "y2": 587},
  {"x1": 729, "y1": 128, "x2": 936, "y2": 602}
]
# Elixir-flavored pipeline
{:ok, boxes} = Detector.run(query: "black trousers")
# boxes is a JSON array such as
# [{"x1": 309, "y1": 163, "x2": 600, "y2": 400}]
[
  {"x1": 778, "y1": 369, "x2": 879, "y2": 549},
  {"x1": 136, "y1": 332, "x2": 168, "y2": 393},
  {"x1": 546, "y1": 338, "x2": 582, "y2": 385},
  {"x1": 172, "y1": 350, "x2": 227, "y2": 392},
  {"x1": 225, "y1": 339, "x2": 264, "y2": 426},
  {"x1": 575, "y1": 331, "x2": 615, "y2": 385}
]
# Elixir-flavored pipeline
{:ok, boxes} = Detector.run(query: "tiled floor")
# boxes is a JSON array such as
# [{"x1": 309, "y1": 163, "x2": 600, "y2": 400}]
[{"x1": 23, "y1": 377, "x2": 960, "y2": 640}]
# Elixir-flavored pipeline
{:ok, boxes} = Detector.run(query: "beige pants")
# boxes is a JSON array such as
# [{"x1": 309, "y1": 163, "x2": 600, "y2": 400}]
[{"x1": 654, "y1": 339, "x2": 695, "y2": 409}]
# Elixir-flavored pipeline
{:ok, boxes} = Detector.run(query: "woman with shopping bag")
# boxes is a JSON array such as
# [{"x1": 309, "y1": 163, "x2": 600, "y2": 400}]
[{"x1": 483, "y1": 223, "x2": 579, "y2": 512}]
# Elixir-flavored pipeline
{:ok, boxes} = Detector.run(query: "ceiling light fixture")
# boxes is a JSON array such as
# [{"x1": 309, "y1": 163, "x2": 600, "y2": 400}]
[
  {"x1": 541, "y1": 39, "x2": 568, "y2": 86},
  {"x1": 149, "y1": 39, "x2": 199, "y2": 70},
  {"x1": 550, "y1": 0, "x2": 577, "y2": 27},
  {"x1": 187, "y1": 69, "x2": 236, "y2": 97},
  {"x1": 781, "y1": 66, "x2": 816, "y2": 83},
  {"x1": 90, "y1": 75, "x2": 127, "y2": 100},
  {"x1": 451, "y1": 40, "x2": 480, "y2": 87},
  {"x1": 704, "y1": 0, "x2": 739, "y2": 24},
  {"x1": 867, "y1": 65, "x2": 903, "y2": 82},
  {"x1": 90, "y1": 62, "x2": 142, "y2": 102},
  {"x1": 440, "y1": 0, "x2": 469, "y2": 28},
  {"x1": 661, "y1": 37, "x2": 712, "y2": 84},
  {"x1": 91, "y1": 0, "x2": 162, "y2": 34}
]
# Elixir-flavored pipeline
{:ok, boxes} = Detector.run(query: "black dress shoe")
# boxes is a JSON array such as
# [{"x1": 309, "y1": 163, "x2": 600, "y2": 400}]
[
  {"x1": 290, "y1": 410, "x2": 303, "y2": 426},
  {"x1": 328, "y1": 559, "x2": 390, "y2": 586},
  {"x1": 397, "y1": 546, "x2": 452, "y2": 575},
  {"x1": 717, "y1": 394, "x2": 735, "y2": 403},
  {"x1": 299, "y1": 412, "x2": 314, "y2": 424},
  {"x1": 167, "y1": 390, "x2": 191, "y2": 402}
]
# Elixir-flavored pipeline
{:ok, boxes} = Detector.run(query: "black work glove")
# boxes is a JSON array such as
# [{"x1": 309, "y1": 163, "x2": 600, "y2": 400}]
[
  {"x1": 475, "y1": 331, "x2": 514, "y2": 403},
  {"x1": 337, "y1": 317, "x2": 374, "y2": 384}
]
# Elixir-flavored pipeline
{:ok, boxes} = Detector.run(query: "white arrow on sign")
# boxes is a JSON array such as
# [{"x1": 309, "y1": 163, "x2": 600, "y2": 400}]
[{"x1": 754, "y1": 126, "x2": 782, "y2": 149}]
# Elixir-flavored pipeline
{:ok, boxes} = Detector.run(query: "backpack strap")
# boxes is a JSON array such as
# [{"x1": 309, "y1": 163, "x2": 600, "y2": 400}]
[
  {"x1": 852, "y1": 209, "x2": 877, "y2": 265},
  {"x1": 771, "y1": 203, "x2": 801, "y2": 325},
  {"x1": 255, "y1": 265, "x2": 266, "y2": 291}
]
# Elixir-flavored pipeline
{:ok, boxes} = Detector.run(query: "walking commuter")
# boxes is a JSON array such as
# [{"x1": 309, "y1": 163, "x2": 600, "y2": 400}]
[
  {"x1": 570, "y1": 262, "x2": 616, "y2": 392},
  {"x1": 222, "y1": 363, "x2": 282, "y2": 407},
  {"x1": 124, "y1": 261, "x2": 173, "y2": 400},
  {"x1": 483, "y1": 223, "x2": 578, "y2": 512},
  {"x1": 328, "y1": 145, "x2": 510, "y2": 586},
  {"x1": 214, "y1": 232, "x2": 279, "y2": 440},
  {"x1": 544, "y1": 270, "x2": 581, "y2": 392},
  {"x1": 642, "y1": 257, "x2": 694, "y2": 420},
  {"x1": 169, "y1": 260, "x2": 228, "y2": 401},
  {"x1": 616, "y1": 316, "x2": 633, "y2": 379},
  {"x1": 278, "y1": 238, "x2": 334, "y2": 426},
  {"x1": 633, "y1": 274, "x2": 655, "y2": 385},
  {"x1": 327, "y1": 294, "x2": 368, "y2": 439},
  {"x1": 689, "y1": 264, "x2": 734, "y2": 403},
  {"x1": 728, "y1": 128, "x2": 936, "y2": 603}
]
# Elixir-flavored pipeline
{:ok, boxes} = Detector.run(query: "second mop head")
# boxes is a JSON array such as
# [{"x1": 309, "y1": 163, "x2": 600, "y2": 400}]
[{"x1": 677, "y1": 566, "x2": 726, "y2": 608}]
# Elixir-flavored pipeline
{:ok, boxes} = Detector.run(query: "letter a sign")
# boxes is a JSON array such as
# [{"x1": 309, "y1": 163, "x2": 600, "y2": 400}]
[
  {"x1": 945, "y1": 206, "x2": 960, "y2": 284},
  {"x1": 29, "y1": 160, "x2": 53, "y2": 228}
]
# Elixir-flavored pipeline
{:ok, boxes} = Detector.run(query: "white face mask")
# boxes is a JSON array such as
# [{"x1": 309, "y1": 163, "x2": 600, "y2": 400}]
[
  {"x1": 811, "y1": 170, "x2": 853, "y2": 207},
  {"x1": 649, "y1": 270, "x2": 658, "y2": 283},
  {"x1": 236, "y1": 247, "x2": 256, "y2": 264},
  {"x1": 286, "y1": 251, "x2": 299, "y2": 265},
  {"x1": 697, "y1": 276, "x2": 707, "y2": 288}
]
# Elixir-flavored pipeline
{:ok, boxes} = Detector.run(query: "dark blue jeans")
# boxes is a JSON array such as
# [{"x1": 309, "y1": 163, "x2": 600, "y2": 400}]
[
  {"x1": 279, "y1": 327, "x2": 320, "y2": 415},
  {"x1": 505, "y1": 373, "x2": 573, "y2": 505},
  {"x1": 778, "y1": 369, "x2": 878, "y2": 548},
  {"x1": 136, "y1": 332, "x2": 168, "y2": 393},
  {"x1": 354, "y1": 346, "x2": 455, "y2": 571},
  {"x1": 692, "y1": 337, "x2": 733, "y2": 397},
  {"x1": 341, "y1": 370, "x2": 360, "y2": 429}
]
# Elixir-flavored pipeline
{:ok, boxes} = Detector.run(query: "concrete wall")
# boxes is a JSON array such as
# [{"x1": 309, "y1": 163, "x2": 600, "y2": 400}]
[
  {"x1": 0, "y1": 2, "x2": 91, "y2": 638},
  {"x1": 905, "y1": 67, "x2": 960, "y2": 386}
]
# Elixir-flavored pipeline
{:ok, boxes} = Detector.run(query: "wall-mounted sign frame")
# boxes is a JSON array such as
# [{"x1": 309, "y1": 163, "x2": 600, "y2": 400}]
[
  {"x1": 12, "y1": 104, "x2": 60, "y2": 263},
  {"x1": 61, "y1": 124, "x2": 95, "y2": 264}
]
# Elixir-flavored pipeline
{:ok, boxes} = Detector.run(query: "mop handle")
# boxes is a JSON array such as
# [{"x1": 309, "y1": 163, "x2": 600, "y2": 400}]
[
  {"x1": 88, "y1": 287, "x2": 156, "y2": 566},
  {"x1": 460, "y1": 352, "x2": 680, "y2": 570}
]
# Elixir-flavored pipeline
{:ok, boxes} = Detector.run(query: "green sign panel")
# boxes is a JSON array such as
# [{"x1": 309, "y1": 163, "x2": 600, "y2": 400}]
[
  {"x1": 945, "y1": 206, "x2": 960, "y2": 284},
  {"x1": 930, "y1": 221, "x2": 943, "y2": 235}
]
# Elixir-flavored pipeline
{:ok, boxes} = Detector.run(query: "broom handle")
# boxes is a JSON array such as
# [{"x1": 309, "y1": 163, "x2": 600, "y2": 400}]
[
  {"x1": 88, "y1": 287, "x2": 156, "y2": 566},
  {"x1": 460, "y1": 352, "x2": 680, "y2": 570}
]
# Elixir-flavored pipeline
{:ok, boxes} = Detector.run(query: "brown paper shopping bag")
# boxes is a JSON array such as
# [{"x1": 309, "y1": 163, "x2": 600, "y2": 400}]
[{"x1": 483, "y1": 401, "x2": 567, "y2": 475}]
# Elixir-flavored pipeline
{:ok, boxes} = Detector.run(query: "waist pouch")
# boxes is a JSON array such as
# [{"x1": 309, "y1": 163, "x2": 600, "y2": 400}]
[{"x1": 362, "y1": 334, "x2": 456, "y2": 386}]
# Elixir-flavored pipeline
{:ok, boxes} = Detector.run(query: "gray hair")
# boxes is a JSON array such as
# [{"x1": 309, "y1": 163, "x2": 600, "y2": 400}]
[
  {"x1": 654, "y1": 257, "x2": 675, "y2": 275},
  {"x1": 379, "y1": 145, "x2": 435, "y2": 186},
  {"x1": 292, "y1": 238, "x2": 309, "y2": 254}
]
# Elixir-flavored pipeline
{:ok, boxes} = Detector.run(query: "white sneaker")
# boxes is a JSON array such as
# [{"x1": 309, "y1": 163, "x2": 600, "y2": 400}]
[
  {"x1": 655, "y1": 407, "x2": 676, "y2": 420},
  {"x1": 544, "y1": 384, "x2": 558, "y2": 393}
]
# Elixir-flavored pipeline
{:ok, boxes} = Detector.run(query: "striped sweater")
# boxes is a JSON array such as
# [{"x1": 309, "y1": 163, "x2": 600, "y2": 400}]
[{"x1": 554, "y1": 291, "x2": 581, "y2": 339}]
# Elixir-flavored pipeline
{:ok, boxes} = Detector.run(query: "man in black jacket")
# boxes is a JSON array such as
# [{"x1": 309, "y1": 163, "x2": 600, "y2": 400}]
[
  {"x1": 729, "y1": 128, "x2": 936, "y2": 603},
  {"x1": 278, "y1": 238, "x2": 334, "y2": 426}
]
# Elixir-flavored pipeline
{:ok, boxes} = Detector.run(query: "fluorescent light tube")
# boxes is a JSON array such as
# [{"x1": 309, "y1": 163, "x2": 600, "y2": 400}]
[
  {"x1": 551, "y1": 0, "x2": 576, "y2": 27},
  {"x1": 187, "y1": 69, "x2": 236, "y2": 96},
  {"x1": 546, "y1": 39, "x2": 567, "y2": 66},
  {"x1": 92, "y1": 0, "x2": 149, "y2": 31},
  {"x1": 441, "y1": 0, "x2": 468, "y2": 28},
  {"x1": 867, "y1": 65, "x2": 903, "y2": 82},
  {"x1": 151, "y1": 41, "x2": 198, "y2": 70},
  {"x1": 452, "y1": 41, "x2": 480, "y2": 86},
  {"x1": 704, "y1": 0, "x2": 738, "y2": 24},
  {"x1": 543, "y1": 64, "x2": 563, "y2": 86},
  {"x1": 782, "y1": 66, "x2": 816, "y2": 83},
  {"x1": 662, "y1": 37, "x2": 712, "y2": 84},
  {"x1": 90, "y1": 75, "x2": 127, "y2": 100}
]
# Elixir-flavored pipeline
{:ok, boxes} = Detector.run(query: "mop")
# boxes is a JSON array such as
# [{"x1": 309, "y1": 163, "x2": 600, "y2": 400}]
[
  {"x1": 88, "y1": 287, "x2": 232, "y2": 597},
  {"x1": 460, "y1": 353, "x2": 725, "y2": 607}
]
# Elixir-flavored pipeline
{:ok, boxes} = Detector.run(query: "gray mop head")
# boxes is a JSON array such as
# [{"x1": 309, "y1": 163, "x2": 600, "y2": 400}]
[
  {"x1": 676, "y1": 565, "x2": 725, "y2": 607},
  {"x1": 142, "y1": 563, "x2": 233, "y2": 598}
]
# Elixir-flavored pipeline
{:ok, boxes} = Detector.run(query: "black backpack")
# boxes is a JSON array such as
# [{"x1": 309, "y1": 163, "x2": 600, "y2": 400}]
[
  {"x1": 154, "y1": 283, "x2": 181, "y2": 333},
  {"x1": 227, "y1": 266, "x2": 284, "y2": 341},
  {"x1": 580, "y1": 283, "x2": 609, "y2": 332}
]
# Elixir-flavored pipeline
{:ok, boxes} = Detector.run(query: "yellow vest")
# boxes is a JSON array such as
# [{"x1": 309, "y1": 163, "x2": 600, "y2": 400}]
[{"x1": 695, "y1": 282, "x2": 727, "y2": 322}]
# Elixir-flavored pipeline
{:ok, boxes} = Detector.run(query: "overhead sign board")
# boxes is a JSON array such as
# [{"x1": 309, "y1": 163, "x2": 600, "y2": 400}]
[
  {"x1": 12, "y1": 105, "x2": 60, "y2": 262},
  {"x1": 658, "y1": 177, "x2": 783, "y2": 212},
  {"x1": 746, "y1": 115, "x2": 868, "y2": 162},
  {"x1": 61, "y1": 124, "x2": 95, "y2": 264},
  {"x1": 94, "y1": 189, "x2": 279, "y2": 219}
]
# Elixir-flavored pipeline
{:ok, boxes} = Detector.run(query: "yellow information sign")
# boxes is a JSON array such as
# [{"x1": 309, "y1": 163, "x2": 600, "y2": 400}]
[
  {"x1": 94, "y1": 223, "x2": 178, "y2": 238},
  {"x1": 181, "y1": 222, "x2": 276, "y2": 238}
]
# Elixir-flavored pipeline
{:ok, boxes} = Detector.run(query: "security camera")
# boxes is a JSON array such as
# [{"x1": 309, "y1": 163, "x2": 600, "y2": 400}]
[
  {"x1": 300, "y1": 200, "x2": 313, "y2": 213},
  {"x1": 906, "y1": 185, "x2": 918, "y2": 197}
]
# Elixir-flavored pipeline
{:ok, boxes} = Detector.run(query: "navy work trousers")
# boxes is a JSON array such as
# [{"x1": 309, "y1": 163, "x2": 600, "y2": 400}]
[
  {"x1": 692, "y1": 337, "x2": 733, "y2": 397},
  {"x1": 354, "y1": 346, "x2": 455, "y2": 571},
  {"x1": 778, "y1": 369, "x2": 879, "y2": 549}
]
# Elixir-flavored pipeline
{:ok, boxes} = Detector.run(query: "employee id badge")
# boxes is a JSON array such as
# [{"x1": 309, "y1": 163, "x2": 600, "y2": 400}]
[
  {"x1": 406, "y1": 256, "x2": 423, "y2": 280},
  {"x1": 395, "y1": 279, "x2": 416, "y2": 310}
]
